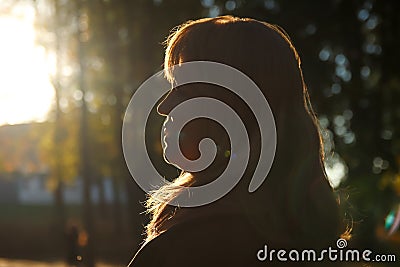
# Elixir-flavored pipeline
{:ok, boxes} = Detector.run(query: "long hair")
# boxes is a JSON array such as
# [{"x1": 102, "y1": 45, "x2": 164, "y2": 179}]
[{"x1": 145, "y1": 16, "x2": 345, "y2": 246}]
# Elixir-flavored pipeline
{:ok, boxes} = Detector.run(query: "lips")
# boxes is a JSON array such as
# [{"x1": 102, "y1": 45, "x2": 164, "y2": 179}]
[
  {"x1": 161, "y1": 116, "x2": 173, "y2": 147},
  {"x1": 161, "y1": 124, "x2": 169, "y2": 148},
  {"x1": 162, "y1": 129, "x2": 168, "y2": 140}
]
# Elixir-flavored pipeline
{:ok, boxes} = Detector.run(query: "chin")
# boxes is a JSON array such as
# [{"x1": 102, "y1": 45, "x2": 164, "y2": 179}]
[{"x1": 163, "y1": 148, "x2": 184, "y2": 170}]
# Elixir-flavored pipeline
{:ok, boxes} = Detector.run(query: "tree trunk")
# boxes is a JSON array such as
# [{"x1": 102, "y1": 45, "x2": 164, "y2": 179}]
[{"x1": 76, "y1": 1, "x2": 95, "y2": 266}]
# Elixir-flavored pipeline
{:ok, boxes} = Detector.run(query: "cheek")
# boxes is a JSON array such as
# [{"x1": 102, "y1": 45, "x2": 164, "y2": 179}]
[
  {"x1": 179, "y1": 123, "x2": 207, "y2": 160},
  {"x1": 178, "y1": 119, "x2": 229, "y2": 161}
]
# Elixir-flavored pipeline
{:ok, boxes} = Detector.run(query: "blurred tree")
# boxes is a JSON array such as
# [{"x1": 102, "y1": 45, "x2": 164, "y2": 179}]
[
  {"x1": 33, "y1": 0, "x2": 81, "y2": 259},
  {"x1": 51, "y1": 0, "x2": 67, "y2": 235},
  {"x1": 74, "y1": 1, "x2": 96, "y2": 266}
]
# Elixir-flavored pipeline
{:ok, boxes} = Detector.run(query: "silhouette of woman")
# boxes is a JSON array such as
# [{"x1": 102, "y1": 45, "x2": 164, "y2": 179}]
[{"x1": 130, "y1": 15, "x2": 345, "y2": 266}]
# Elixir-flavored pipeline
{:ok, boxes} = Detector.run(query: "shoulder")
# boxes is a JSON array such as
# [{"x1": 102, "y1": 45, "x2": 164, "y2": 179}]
[
  {"x1": 128, "y1": 213, "x2": 340, "y2": 267},
  {"x1": 129, "y1": 214, "x2": 265, "y2": 267}
]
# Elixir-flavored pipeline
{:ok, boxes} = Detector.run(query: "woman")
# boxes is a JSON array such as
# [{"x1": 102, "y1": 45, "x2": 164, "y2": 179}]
[{"x1": 130, "y1": 15, "x2": 345, "y2": 266}]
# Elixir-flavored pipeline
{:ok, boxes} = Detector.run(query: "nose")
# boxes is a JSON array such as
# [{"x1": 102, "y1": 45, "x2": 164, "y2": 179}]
[{"x1": 157, "y1": 91, "x2": 173, "y2": 116}]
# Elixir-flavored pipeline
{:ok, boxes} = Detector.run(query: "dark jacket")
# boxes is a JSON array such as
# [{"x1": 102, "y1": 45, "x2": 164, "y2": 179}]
[{"x1": 129, "y1": 213, "x2": 267, "y2": 267}]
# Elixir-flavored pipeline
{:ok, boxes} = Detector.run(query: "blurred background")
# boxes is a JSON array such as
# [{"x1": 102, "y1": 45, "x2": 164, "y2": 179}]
[{"x1": 0, "y1": 0, "x2": 399, "y2": 266}]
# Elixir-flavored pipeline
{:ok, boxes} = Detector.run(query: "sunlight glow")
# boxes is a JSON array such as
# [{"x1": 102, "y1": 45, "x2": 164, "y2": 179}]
[
  {"x1": 325, "y1": 161, "x2": 347, "y2": 188},
  {"x1": 0, "y1": 3, "x2": 54, "y2": 126}
]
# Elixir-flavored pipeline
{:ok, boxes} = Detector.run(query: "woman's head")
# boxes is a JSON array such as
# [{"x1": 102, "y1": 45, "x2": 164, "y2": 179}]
[
  {"x1": 149, "y1": 15, "x2": 342, "y2": 246},
  {"x1": 158, "y1": 16, "x2": 317, "y2": 181}
]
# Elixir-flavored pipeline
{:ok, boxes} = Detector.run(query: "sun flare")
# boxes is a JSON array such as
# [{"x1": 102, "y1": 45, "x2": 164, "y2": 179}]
[{"x1": 0, "y1": 4, "x2": 54, "y2": 126}]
